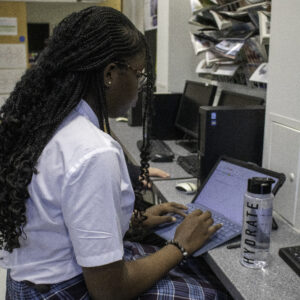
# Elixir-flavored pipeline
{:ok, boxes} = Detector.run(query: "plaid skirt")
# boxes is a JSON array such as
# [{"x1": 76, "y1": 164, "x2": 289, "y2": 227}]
[
  {"x1": 124, "y1": 241, "x2": 231, "y2": 300},
  {"x1": 6, "y1": 241, "x2": 231, "y2": 300},
  {"x1": 6, "y1": 271, "x2": 89, "y2": 300}
]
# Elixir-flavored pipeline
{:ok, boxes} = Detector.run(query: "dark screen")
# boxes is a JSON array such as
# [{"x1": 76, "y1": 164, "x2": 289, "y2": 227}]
[
  {"x1": 218, "y1": 90, "x2": 264, "y2": 106},
  {"x1": 27, "y1": 23, "x2": 49, "y2": 52},
  {"x1": 175, "y1": 81, "x2": 216, "y2": 138}
]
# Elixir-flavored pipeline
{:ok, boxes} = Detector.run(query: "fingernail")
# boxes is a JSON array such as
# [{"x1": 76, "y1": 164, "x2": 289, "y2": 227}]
[{"x1": 171, "y1": 217, "x2": 177, "y2": 222}]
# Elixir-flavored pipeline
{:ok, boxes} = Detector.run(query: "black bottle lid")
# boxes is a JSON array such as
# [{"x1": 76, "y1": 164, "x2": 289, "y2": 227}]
[{"x1": 247, "y1": 177, "x2": 275, "y2": 194}]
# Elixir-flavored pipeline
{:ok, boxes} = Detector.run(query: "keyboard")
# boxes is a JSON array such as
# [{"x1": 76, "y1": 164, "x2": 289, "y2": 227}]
[
  {"x1": 155, "y1": 202, "x2": 241, "y2": 256},
  {"x1": 279, "y1": 245, "x2": 300, "y2": 276},
  {"x1": 137, "y1": 139, "x2": 175, "y2": 162},
  {"x1": 177, "y1": 155, "x2": 200, "y2": 177}
]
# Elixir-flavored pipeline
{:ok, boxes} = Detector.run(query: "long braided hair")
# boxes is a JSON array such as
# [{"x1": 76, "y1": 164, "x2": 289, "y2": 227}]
[{"x1": 0, "y1": 6, "x2": 153, "y2": 253}]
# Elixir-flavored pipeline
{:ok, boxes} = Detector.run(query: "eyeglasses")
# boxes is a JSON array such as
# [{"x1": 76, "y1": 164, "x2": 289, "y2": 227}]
[{"x1": 114, "y1": 61, "x2": 148, "y2": 90}]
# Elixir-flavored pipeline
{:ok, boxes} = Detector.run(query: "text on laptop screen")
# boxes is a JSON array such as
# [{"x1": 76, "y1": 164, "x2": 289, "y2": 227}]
[{"x1": 194, "y1": 160, "x2": 279, "y2": 225}]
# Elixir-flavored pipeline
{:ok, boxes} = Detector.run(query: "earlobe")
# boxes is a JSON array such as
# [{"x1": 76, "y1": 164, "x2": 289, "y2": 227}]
[{"x1": 103, "y1": 63, "x2": 117, "y2": 88}]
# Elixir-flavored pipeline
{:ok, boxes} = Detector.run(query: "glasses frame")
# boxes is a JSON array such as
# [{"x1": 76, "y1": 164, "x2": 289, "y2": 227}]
[{"x1": 114, "y1": 61, "x2": 148, "y2": 90}]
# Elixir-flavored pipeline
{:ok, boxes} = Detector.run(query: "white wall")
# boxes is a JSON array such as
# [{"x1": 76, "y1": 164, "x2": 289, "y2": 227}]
[
  {"x1": 122, "y1": 0, "x2": 144, "y2": 32},
  {"x1": 26, "y1": 2, "x2": 95, "y2": 34},
  {"x1": 156, "y1": 0, "x2": 199, "y2": 93},
  {"x1": 263, "y1": 0, "x2": 300, "y2": 230},
  {"x1": 0, "y1": 269, "x2": 6, "y2": 298}
]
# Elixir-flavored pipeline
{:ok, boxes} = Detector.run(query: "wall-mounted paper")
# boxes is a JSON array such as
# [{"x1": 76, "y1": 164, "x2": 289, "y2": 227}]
[
  {"x1": 0, "y1": 44, "x2": 27, "y2": 68},
  {"x1": 0, "y1": 69, "x2": 25, "y2": 94},
  {"x1": 0, "y1": 17, "x2": 17, "y2": 36},
  {"x1": 144, "y1": 0, "x2": 157, "y2": 31}
]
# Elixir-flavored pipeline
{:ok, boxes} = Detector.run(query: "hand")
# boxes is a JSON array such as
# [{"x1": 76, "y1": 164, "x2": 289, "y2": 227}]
[
  {"x1": 174, "y1": 209, "x2": 222, "y2": 255},
  {"x1": 148, "y1": 167, "x2": 170, "y2": 178},
  {"x1": 142, "y1": 202, "x2": 188, "y2": 228},
  {"x1": 139, "y1": 167, "x2": 170, "y2": 188}
]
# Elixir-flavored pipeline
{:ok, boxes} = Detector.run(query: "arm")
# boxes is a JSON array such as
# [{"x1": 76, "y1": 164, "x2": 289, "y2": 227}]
[
  {"x1": 126, "y1": 161, "x2": 170, "y2": 189},
  {"x1": 82, "y1": 243, "x2": 182, "y2": 300},
  {"x1": 83, "y1": 210, "x2": 221, "y2": 300}
]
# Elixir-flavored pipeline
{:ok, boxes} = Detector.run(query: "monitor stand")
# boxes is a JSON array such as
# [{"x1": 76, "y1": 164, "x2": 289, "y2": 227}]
[{"x1": 177, "y1": 140, "x2": 198, "y2": 153}]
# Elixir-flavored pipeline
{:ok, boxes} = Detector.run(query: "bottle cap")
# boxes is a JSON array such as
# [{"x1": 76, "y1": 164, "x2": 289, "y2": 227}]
[{"x1": 247, "y1": 177, "x2": 275, "y2": 194}]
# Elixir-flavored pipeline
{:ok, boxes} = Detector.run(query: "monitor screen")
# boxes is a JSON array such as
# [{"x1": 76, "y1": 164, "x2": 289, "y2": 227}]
[
  {"x1": 175, "y1": 81, "x2": 216, "y2": 138},
  {"x1": 218, "y1": 90, "x2": 265, "y2": 106}
]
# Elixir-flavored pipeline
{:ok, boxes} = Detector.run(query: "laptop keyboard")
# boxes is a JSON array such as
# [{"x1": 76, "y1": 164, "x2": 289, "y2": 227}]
[{"x1": 155, "y1": 202, "x2": 241, "y2": 256}]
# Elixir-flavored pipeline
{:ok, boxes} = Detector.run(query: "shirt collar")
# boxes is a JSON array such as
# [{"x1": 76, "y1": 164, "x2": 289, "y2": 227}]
[{"x1": 75, "y1": 99, "x2": 100, "y2": 128}]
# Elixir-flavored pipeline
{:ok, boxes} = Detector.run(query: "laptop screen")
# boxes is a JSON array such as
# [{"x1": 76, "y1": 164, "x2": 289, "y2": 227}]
[{"x1": 193, "y1": 159, "x2": 280, "y2": 225}]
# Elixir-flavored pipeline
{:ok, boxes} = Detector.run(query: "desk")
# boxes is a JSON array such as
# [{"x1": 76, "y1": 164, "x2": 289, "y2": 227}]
[
  {"x1": 153, "y1": 178, "x2": 300, "y2": 300},
  {"x1": 109, "y1": 118, "x2": 193, "y2": 180},
  {"x1": 110, "y1": 119, "x2": 300, "y2": 300}
]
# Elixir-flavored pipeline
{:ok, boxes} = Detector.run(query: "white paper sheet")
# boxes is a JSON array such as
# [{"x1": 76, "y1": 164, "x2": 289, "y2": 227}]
[
  {"x1": 144, "y1": 0, "x2": 157, "y2": 31},
  {"x1": 196, "y1": 59, "x2": 239, "y2": 76},
  {"x1": 0, "y1": 17, "x2": 17, "y2": 36},
  {"x1": 250, "y1": 62, "x2": 268, "y2": 83},
  {"x1": 0, "y1": 69, "x2": 25, "y2": 94},
  {"x1": 0, "y1": 44, "x2": 27, "y2": 68}
]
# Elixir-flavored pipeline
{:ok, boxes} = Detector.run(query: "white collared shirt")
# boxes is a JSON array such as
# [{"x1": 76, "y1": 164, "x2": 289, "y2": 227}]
[{"x1": 0, "y1": 100, "x2": 135, "y2": 284}]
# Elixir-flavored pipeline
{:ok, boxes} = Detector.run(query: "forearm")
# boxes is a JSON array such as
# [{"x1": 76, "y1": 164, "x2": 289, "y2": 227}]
[
  {"x1": 84, "y1": 244, "x2": 183, "y2": 300},
  {"x1": 123, "y1": 244, "x2": 183, "y2": 299}
]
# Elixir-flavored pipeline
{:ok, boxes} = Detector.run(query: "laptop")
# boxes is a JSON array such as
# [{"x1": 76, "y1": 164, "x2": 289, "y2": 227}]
[{"x1": 154, "y1": 156, "x2": 286, "y2": 256}]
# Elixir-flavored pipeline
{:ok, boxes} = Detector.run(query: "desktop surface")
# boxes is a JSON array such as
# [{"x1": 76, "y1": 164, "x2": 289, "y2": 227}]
[
  {"x1": 153, "y1": 178, "x2": 300, "y2": 300},
  {"x1": 109, "y1": 118, "x2": 300, "y2": 300},
  {"x1": 109, "y1": 118, "x2": 193, "y2": 179}
]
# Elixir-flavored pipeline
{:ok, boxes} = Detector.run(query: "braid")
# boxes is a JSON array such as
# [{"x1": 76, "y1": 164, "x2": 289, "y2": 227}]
[
  {"x1": 0, "y1": 6, "x2": 152, "y2": 252},
  {"x1": 135, "y1": 48, "x2": 154, "y2": 209}
]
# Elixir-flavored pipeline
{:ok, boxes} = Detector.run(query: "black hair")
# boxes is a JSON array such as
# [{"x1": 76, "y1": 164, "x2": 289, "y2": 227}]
[{"x1": 0, "y1": 6, "x2": 153, "y2": 252}]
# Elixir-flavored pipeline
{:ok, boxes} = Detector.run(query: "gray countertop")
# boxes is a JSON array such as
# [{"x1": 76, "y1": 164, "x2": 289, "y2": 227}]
[
  {"x1": 110, "y1": 119, "x2": 300, "y2": 300},
  {"x1": 153, "y1": 178, "x2": 300, "y2": 300},
  {"x1": 109, "y1": 118, "x2": 193, "y2": 180}
]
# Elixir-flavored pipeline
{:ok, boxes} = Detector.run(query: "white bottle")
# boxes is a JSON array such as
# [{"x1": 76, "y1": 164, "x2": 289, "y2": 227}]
[{"x1": 240, "y1": 177, "x2": 275, "y2": 269}]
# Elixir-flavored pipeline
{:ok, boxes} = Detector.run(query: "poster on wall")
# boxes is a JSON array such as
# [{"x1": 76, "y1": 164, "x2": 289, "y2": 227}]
[
  {"x1": 0, "y1": 17, "x2": 17, "y2": 36},
  {"x1": 144, "y1": 0, "x2": 157, "y2": 31},
  {"x1": 0, "y1": 44, "x2": 27, "y2": 68},
  {"x1": 0, "y1": 69, "x2": 25, "y2": 94}
]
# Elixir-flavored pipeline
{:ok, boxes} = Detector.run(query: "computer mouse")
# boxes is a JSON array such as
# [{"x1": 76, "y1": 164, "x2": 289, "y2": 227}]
[
  {"x1": 115, "y1": 117, "x2": 128, "y2": 122},
  {"x1": 175, "y1": 182, "x2": 197, "y2": 194}
]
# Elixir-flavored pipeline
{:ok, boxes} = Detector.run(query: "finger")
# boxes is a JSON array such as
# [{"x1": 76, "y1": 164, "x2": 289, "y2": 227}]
[
  {"x1": 201, "y1": 210, "x2": 212, "y2": 221},
  {"x1": 205, "y1": 218, "x2": 214, "y2": 227},
  {"x1": 142, "y1": 180, "x2": 152, "y2": 189},
  {"x1": 190, "y1": 209, "x2": 203, "y2": 216},
  {"x1": 149, "y1": 167, "x2": 170, "y2": 178},
  {"x1": 167, "y1": 203, "x2": 188, "y2": 215},
  {"x1": 158, "y1": 203, "x2": 187, "y2": 215},
  {"x1": 153, "y1": 215, "x2": 177, "y2": 225},
  {"x1": 170, "y1": 208, "x2": 187, "y2": 218},
  {"x1": 168, "y1": 202, "x2": 188, "y2": 210},
  {"x1": 208, "y1": 223, "x2": 223, "y2": 235}
]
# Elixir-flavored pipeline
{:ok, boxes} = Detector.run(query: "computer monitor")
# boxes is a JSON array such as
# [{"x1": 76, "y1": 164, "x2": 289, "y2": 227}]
[
  {"x1": 174, "y1": 81, "x2": 216, "y2": 152},
  {"x1": 218, "y1": 90, "x2": 265, "y2": 106}
]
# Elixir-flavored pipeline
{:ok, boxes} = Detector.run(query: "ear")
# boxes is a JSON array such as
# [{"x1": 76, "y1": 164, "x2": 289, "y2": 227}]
[{"x1": 103, "y1": 63, "x2": 118, "y2": 88}]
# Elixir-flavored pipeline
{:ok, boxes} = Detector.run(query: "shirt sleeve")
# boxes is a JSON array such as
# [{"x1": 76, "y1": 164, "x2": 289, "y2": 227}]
[{"x1": 61, "y1": 147, "x2": 126, "y2": 267}]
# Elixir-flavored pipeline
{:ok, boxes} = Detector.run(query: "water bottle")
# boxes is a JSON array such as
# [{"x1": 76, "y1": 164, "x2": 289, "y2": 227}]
[{"x1": 240, "y1": 177, "x2": 275, "y2": 269}]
